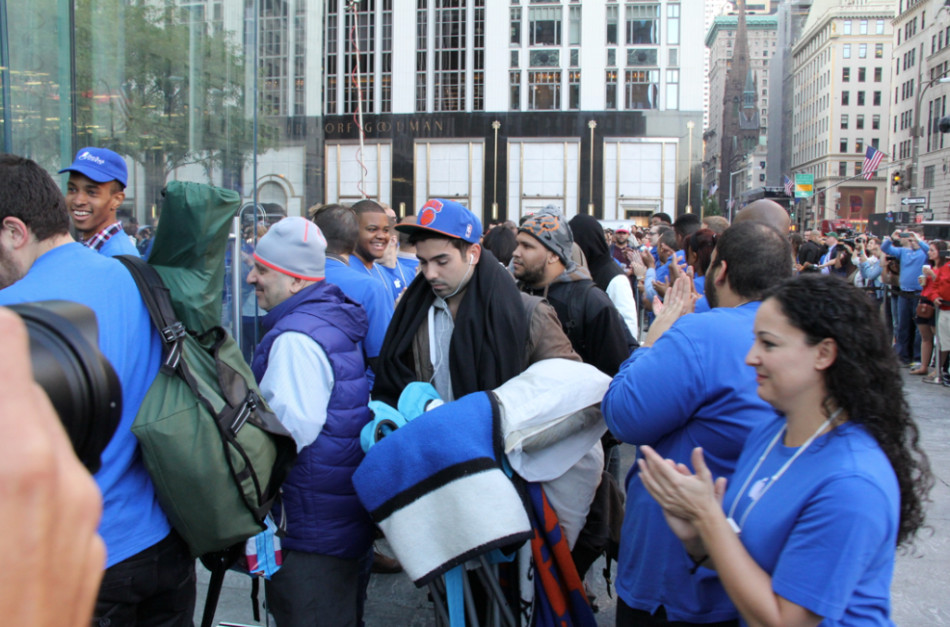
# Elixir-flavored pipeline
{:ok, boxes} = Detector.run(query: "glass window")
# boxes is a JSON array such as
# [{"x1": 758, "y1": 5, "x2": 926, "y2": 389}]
[
  {"x1": 433, "y1": 3, "x2": 466, "y2": 112},
  {"x1": 858, "y1": 44, "x2": 867, "y2": 59},
  {"x1": 840, "y1": 139, "x2": 848, "y2": 152},
  {"x1": 627, "y1": 48, "x2": 658, "y2": 66},
  {"x1": 843, "y1": 67, "x2": 850, "y2": 82},
  {"x1": 608, "y1": 48, "x2": 617, "y2": 66},
  {"x1": 667, "y1": 3, "x2": 680, "y2": 45},
  {"x1": 842, "y1": 91, "x2": 849, "y2": 105},
  {"x1": 873, "y1": 91, "x2": 881, "y2": 106},
  {"x1": 924, "y1": 165, "x2": 936, "y2": 189},
  {"x1": 874, "y1": 67, "x2": 882, "y2": 81},
  {"x1": 875, "y1": 43, "x2": 883, "y2": 59},
  {"x1": 858, "y1": 67, "x2": 866, "y2": 82},
  {"x1": 569, "y1": 6, "x2": 581, "y2": 45},
  {"x1": 530, "y1": 49, "x2": 559, "y2": 66},
  {"x1": 606, "y1": 69, "x2": 618, "y2": 109},
  {"x1": 843, "y1": 44, "x2": 851, "y2": 59},
  {"x1": 570, "y1": 48, "x2": 579, "y2": 67},
  {"x1": 842, "y1": 20, "x2": 851, "y2": 35},
  {"x1": 841, "y1": 114, "x2": 849, "y2": 129},
  {"x1": 606, "y1": 5, "x2": 619, "y2": 45},
  {"x1": 669, "y1": 48, "x2": 678, "y2": 66},
  {"x1": 855, "y1": 139, "x2": 863, "y2": 154},
  {"x1": 569, "y1": 70, "x2": 580, "y2": 109},
  {"x1": 859, "y1": 20, "x2": 867, "y2": 35},
  {"x1": 626, "y1": 3, "x2": 659, "y2": 45},
  {"x1": 510, "y1": 70, "x2": 521, "y2": 110},
  {"x1": 624, "y1": 69, "x2": 659, "y2": 109},
  {"x1": 528, "y1": 70, "x2": 560, "y2": 109},
  {"x1": 511, "y1": 7, "x2": 522, "y2": 44},
  {"x1": 872, "y1": 114, "x2": 880, "y2": 130},
  {"x1": 529, "y1": 6, "x2": 562, "y2": 46},
  {"x1": 839, "y1": 161, "x2": 848, "y2": 176},
  {"x1": 875, "y1": 20, "x2": 884, "y2": 35},
  {"x1": 666, "y1": 69, "x2": 679, "y2": 109},
  {"x1": 856, "y1": 114, "x2": 865, "y2": 129},
  {"x1": 511, "y1": 50, "x2": 519, "y2": 67},
  {"x1": 857, "y1": 91, "x2": 865, "y2": 106}
]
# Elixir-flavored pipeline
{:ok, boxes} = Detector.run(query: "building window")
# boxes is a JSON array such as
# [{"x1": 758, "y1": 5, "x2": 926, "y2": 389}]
[
  {"x1": 570, "y1": 48, "x2": 579, "y2": 66},
  {"x1": 606, "y1": 69, "x2": 618, "y2": 109},
  {"x1": 874, "y1": 43, "x2": 883, "y2": 59},
  {"x1": 859, "y1": 19, "x2": 867, "y2": 35},
  {"x1": 843, "y1": 44, "x2": 851, "y2": 59},
  {"x1": 342, "y1": 1, "x2": 375, "y2": 116},
  {"x1": 857, "y1": 91, "x2": 865, "y2": 106},
  {"x1": 666, "y1": 68, "x2": 679, "y2": 109},
  {"x1": 856, "y1": 114, "x2": 864, "y2": 129},
  {"x1": 624, "y1": 69, "x2": 659, "y2": 109},
  {"x1": 326, "y1": 2, "x2": 338, "y2": 115},
  {"x1": 858, "y1": 67, "x2": 866, "y2": 82},
  {"x1": 872, "y1": 114, "x2": 880, "y2": 130},
  {"x1": 840, "y1": 139, "x2": 848, "y2": 152},
  {"x1": 510, "y1": 70, "x2": 521, "y2": 110},
  {"x1": 625, "y1": 3, "x2": 660, "y2": 45},
  {"x1": 569, "y1": 70, "x2": 580, "y2": 109},
  {"x1": 528, "y1": 70, "x2": 560, "y2": 109},
  {"x1": 568, "y1": 6, "x2": 581, "y2": 45},
  {"x1": 511, "y1": 50, "x2": 519, "y2": 66},
  {"x1": 924, "y1": 165, "x2": 936, "y2": 189},
  {"x1": 873, "y1": 91, "x2": 881, "y2": 106},
  {"x1": 667, "y1": 3, "x2": 679, "y2": 45},
  {"x1": 858, "y1": 43, "x2": 867, "y2": 59},
  {"x1": 511, "y1": 7, "x2": 521, "y2": 44},
  {"x1": 841, "y1": 114, "x2": 849, "y2": 129},
  {"x1": 842, "y1": 20, "x2": 851, "y2": 35},
  {"x1": 606, "y1": 5, "x2": 619, "y2": 45},
  {"x1": 855, "y1": 139, "x2": 863, "y2": 154},
  {"x1": 627, "y1": 48, "x2": 658, "y2": 66},
  {"x1": 473, "y1": 1, "x2": 485, "y2": 111},
  {"x1": 415, "y1": 0, "x2": 427, "y2": 112},
  {"x1": 529, "y1": 6, "x2": 562, "y2": 46},
  {"x1": 839, "y1": 161, "x2": 848, "y2": 176},
  {"x1": 607, "y1": 48, "x2": 616, "y2": 66},
  {"x1": 854, "y1": 162, "x2": 862, "y2": 175},
  {"x1": 875, "y1": 20, "x2": 884, "y2": 35},
  {"x1": 842, "y1": 91, "x2": 849, "y2": 105}
]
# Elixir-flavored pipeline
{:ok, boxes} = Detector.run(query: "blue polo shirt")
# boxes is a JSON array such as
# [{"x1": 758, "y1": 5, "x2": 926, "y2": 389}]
[
  {"x1": 325, "y1": 257, "x2": 394, "y2": 360},
  {"x1": 880, "y1": 238, "x2": 930, "y2": 292},
  {"x1": 0, "y1": 243, "x2": 169, "y2": 567},
  {"x1": 603, "y1": 302, "x2": 773, "y2": 623}
]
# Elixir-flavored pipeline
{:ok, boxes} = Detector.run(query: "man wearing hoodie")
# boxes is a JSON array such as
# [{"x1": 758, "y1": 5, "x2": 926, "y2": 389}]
[
  {"x1": 513, "y1": 208, "x2": 637, "y2": 377},
  {"x1": 247, "y1": 217, "x2": 375, "y2": 626}
]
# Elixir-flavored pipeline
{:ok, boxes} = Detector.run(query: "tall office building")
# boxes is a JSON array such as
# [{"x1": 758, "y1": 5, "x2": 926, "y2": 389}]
[
  {"x1": 789, "y1": 0, "x2": 894, "y2": 228},
  {"x1": 888, "y1": 0, "x2": 950, "y2": 221}
]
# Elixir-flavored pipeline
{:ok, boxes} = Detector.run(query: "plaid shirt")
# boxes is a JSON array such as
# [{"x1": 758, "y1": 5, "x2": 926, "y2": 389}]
[{"x1": 81, "y1": 221, "x2": 125, "y2": 252}]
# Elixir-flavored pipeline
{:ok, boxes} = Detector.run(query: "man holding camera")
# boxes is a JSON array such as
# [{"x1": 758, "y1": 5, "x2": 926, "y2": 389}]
[
  {"x1": 882, "y1": 229, "x2": 930, "y2": 366},
  {"x1": 0, "y1": 155, "x2": 195, "y2": 626}
]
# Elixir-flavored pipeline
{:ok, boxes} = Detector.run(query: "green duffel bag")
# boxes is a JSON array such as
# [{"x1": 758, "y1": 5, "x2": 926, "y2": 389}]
[{"x1": 119, "y1": 254, "x2": 297, "y2": 556}]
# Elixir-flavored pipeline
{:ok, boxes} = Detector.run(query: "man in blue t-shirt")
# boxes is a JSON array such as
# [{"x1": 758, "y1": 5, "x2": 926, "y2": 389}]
[
  {"x1": 603, "y1": 220, "x2": 792, "y2": 626},
  {"x1": 0, "y1": 155, "x2": 194, "y2": 624},
  {"x1": 59, "y1": 147, "x2": 140, "y2": 258},
  {"x1": 881, "y1": 229, "x2": 930, "y2": 364}
]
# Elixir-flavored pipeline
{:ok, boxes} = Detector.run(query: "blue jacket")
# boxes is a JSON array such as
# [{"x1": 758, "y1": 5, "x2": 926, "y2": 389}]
[{"x1": 251, "y1": 281, "x2": 375, "y2": 558}]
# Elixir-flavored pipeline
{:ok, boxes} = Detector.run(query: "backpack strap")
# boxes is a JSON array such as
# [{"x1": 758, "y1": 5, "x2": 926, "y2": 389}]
[{"x1": 116, "y1": 255, "x2": 187, "y2": 374}]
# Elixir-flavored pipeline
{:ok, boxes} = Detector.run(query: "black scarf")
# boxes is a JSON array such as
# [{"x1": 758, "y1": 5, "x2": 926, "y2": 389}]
[
  {"x1": 372, "y1": 248, "x2": 530, "y2": 406},
  {"x1": 569, "y1": 213, "x2": 623, "y2": 293}
]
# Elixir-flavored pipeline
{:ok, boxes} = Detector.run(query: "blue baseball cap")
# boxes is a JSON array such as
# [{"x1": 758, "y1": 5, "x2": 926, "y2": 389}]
[
  {"x1": 59, "y1": 147, "x2": 128, "y2": 187},
  {"x1": 395, "y1": 198, "x2": 482, "y2": 244}
]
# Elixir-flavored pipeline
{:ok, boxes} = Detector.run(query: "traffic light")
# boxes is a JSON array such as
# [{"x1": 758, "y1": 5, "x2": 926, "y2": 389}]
[
  {"x1": 940, "y1": 116, "x2": 950, "y2": 133},
  {"x1": 901, "y1": 166, "x2": 913, "y2": 190},
  {"x1": 892, "y1": 169, "x2": 902, "y2": 189}
]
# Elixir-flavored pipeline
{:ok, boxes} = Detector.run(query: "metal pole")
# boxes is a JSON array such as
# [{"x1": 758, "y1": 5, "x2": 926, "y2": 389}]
[
  {"x1": 686, "y1": 120, "x2": 694, "y2": 213},
  {"x1": 911, "y1": 73, "x2": 950, "y2": 194}
]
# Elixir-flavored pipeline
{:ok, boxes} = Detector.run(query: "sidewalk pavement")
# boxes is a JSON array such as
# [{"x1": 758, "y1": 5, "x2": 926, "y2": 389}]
[{"x1": 195, "y1": 371, "x2": 950, "y2": 626}]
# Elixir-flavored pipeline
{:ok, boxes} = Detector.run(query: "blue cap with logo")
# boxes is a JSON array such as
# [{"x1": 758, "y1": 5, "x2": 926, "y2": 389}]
[
  {"x1": 59, "y1": 147, "x2": 128, "y2": 187},
  {"x1": 395, "y1": 198, "x2": 482, "y2": 245}
]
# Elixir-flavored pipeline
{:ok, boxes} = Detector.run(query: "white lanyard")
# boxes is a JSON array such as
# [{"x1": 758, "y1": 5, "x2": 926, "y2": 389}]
[{"x1": 726, "y1": 408, "x2": 843, "y2": 534}]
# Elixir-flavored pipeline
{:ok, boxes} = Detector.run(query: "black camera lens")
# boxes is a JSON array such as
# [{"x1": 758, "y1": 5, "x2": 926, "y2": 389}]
[{"x1": 6, "y1": 301, "x2": 122, "y2": 474}]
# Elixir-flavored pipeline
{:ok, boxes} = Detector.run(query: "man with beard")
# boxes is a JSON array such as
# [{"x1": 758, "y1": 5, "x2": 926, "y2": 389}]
[
  {"x1": 513, "y1": 208, "x2": 636, "y2": 376},
  {"x1": 602, "y1": 221, "x2": 792, "y2": 627}
]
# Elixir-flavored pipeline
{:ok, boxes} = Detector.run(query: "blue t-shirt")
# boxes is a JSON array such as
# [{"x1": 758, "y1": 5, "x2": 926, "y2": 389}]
[
  {"x1": 381, "y1": 262, "x2": 412, "y2": 301},
  {"x1": 0, "y1": 243, "x2": 169, "y2": 567},
  {"x1": 693, "y1": 276, "x2": 711, "y2": 313},
  {"x1": 99, "y1": 230, "x2": 141, "y2": 257},
  {"x1": 347, "y1": 255, "x2": 398, "y2": 302},
  {"x1": 325, "y1": 258, "x2": 394, "y2": 359},
  {"x1": 724, "y1": 414, "x2": 899, "y2": 626},
  {"x1": 880, "y1": 239, "x2": 930, "y2": 292},
  {"x1": 602, "y1": 302, "x2": 773, "y2": 623}
]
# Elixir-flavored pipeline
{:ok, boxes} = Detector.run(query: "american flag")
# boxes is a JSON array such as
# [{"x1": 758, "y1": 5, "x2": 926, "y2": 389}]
[
  {"x1": 784, "y1": 175, "x2": 793, "y2": 197},
  {"x1": 861, "y1": 146, "x2": 886, "y2": 180}
]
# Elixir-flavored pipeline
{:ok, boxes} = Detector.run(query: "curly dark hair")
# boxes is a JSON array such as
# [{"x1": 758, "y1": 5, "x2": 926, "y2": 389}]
[{"x1": 765, "y1": 274, "x2": 932, "y2": 546}]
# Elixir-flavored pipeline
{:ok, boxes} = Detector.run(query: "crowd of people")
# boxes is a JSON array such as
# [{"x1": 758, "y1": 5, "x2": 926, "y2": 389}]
[{"x1": 0, "y1": 146, "x2": 936, "y2": 627}]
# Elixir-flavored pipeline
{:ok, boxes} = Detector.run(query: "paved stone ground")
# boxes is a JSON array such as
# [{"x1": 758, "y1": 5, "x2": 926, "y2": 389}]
[{"x1": 196, "y1": 370, "x2": 950, "y2": 626}]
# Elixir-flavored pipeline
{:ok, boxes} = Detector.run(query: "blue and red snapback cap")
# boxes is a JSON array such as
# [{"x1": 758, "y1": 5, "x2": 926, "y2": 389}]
[{"x1": 395, "y1": 198, "x2": 482, "y2": 244}]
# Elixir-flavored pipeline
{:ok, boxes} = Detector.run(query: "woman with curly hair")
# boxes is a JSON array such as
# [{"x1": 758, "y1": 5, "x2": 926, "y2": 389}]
[{"x1": 636, "y1": 274, "x2": 932, "y2": 627}]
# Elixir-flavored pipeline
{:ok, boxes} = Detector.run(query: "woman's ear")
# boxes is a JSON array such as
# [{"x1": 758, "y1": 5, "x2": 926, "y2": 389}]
[{"x1": 814, "y1": 338, "x2": 838, "y2": 371}]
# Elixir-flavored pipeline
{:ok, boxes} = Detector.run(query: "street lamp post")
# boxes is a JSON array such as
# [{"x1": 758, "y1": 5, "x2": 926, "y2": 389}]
[
  {"x1": 911, "y1": 75, "x2": 950, "y2": 194},
  {"x1": 728, "y1": 167, "x2": 744, "y2": 222},
  {"x1": 686, "y1": 120, "x2": 695, "y2": 214}
]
